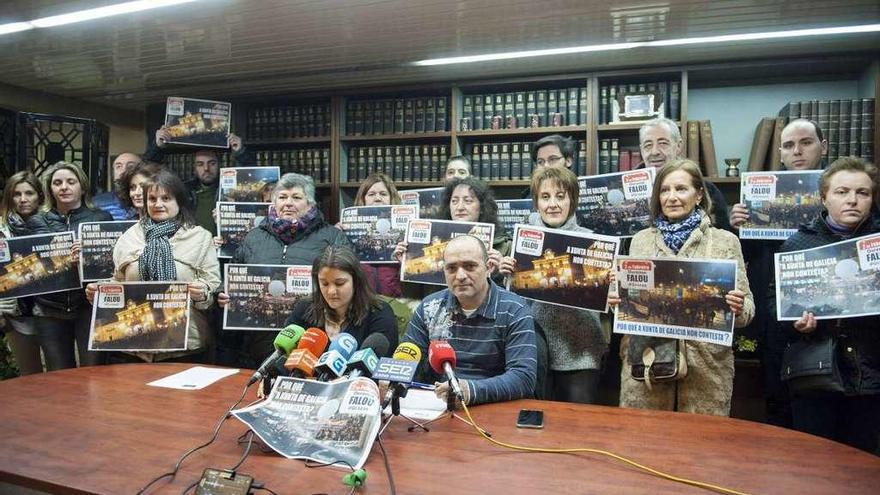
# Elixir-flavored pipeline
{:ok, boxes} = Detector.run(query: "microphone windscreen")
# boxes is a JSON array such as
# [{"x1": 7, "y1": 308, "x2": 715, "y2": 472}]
[
  {"x1": 329, "y1": 332, "x2": 358, "y2": 360},
  {"x1": 428, "y1": 340, "x2": 456, "y2": 374},
  {"x1": 273, "y1": 325, "x2": 304, "y2": 355},
  {"x1": 359, "y1": 333, "x2": 390, "y2": 358},
  {"x1": 284, "y1": 349, "x2": 318, "y2": 376},
  {"x1": 393, "y1": 342, "x2": 422, "y2": 363},
  {"x1": 298, "y1": 328, "x2": 329, "y2": 356}
]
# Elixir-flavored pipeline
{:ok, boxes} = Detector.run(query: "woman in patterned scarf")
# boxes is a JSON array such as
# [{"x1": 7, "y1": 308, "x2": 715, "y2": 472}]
[
  {"x1": 86, "y1": 170, "x2": 220, "y2": 362},
  {"x1": 610, "y1": 159, "x2": 753, "y2": 416}
]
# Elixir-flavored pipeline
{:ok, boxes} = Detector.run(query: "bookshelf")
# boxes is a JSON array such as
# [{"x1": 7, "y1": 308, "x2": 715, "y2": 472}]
[{"x1": 144, "y1": 56, "x2": 878, "y2": 223}]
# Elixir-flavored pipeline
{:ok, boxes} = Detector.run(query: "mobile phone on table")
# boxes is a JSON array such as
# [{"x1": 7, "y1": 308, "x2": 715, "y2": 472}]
[{"x1": 516, "y1": 409, "x2": 544, "y2": 429}]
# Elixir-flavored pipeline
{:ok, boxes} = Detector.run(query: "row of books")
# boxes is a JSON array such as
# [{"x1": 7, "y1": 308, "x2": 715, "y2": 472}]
[
  {"x1": 779, "y1": 98, "x2": 875, "y2": 163},
  {"x1": 164, "y1": 152, "x2": 231, "y2": 182},
  {"x1": 598, "y1": 81, "x2": 680, "y2": 124},
  {"x1": 597, "y1": 139, "x2": 641, "y2": 175},
  {"x1": 254, "y1": 149, "x2": 331, "y2": 184},
  {"x1": 345, "y1": 97, "x2": 449, "y2": 136},
  {"x1": 247, "y1": 104, "x2": 331, "y2": 140},
  {"x1": 465, "y1": 140, "x2": 589, "y2": 180},
  {"x1": 685, "y1": 121, "x2": 720, "y2": 176},
  {"x1": 460, "y1": 89, "x2": 588, "y2": 131},
  {"x1": 345, "y1": 144, "x2": 450, "y2": 182}
]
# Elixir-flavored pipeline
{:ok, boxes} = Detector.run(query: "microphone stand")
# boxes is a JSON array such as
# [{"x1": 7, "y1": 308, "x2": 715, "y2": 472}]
[
  {"x1": 379, "y1": 383, "x2": 430, "y2": 435},
  {"x1": 415, "y1": 379, "x2": 491, "y2": 437}
]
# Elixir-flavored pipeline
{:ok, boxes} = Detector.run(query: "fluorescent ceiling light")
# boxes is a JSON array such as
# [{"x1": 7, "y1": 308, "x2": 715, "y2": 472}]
[
  {"x1": 0, "y1": 0, "x2": 207, "y2": 35},
  {"x1": 413, "y1": 23, "x2": 880, "y2": 66}
]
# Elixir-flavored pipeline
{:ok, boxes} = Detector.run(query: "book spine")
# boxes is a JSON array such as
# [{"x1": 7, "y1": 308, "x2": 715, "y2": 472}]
[
  {"x1": 850, "y1": 98, "x2": 861, "y2": 157},
  {"x1": 414, "y1": 98, "x2": 426, "y2": 133},
  {"x1": 483, "y1": 94, "x2": 495, "y2": 129},
  {"x1": 500, "y1": 143, "x2": 511, "y2": 180},
  {"x1": 536, "y1": 91, "x2": 548, "y2": 127},
  {"x1": 599, "y1": 87, "x2": 608, "y2": 125},
  {"x1": 568, "y1": 88, "x2": 579, "y2": 127},
  {"x1": 526, "y1": 92, "x2": 537, "y2": 127},
  {"x1": 393, "y1": 99, "x2": 405, "y2": 134},
  {"x1": 404, "y1": 99, "x2": 415, "y2": 134},
  {"x1": 862, "y1": 98, "x2": 875, "y2": 161},
  {"x1": 473, "y1": 95, "x2": 484, "y2": 130},
  {"x1": 700, "y1": 120, "x2": 719, "y2": 176},
  {"x1": 521, "y1": 142, "x2": 533, "y2": 179},
  {"x1": 515, "y1": 92, "x2": 526, "y2": 129},
  {"x1": 402, "y1": 146, "x2": 412, "y2": 181},
  {"x1": 610, "y1": 139, "x2": 619, "y2": 173},
  {"x1": 687, "y1": 120, "x2": 700, "y2": 165},
  {"x1": 608, "y1": 86, "x2": 617, "y2": 123},
  {"x1": 828, "y1": 100, "x2": 841, "y2": 162},
  {"x1": 510, "y1": 142, "x2": 522, "y2": 180},
  {"x1": 422, "y1": 144, "x2": 432, "y2": 181},
  {"x1": 839, "y1": 100, "x2": 851, "y2": 157},
  {"x1": 579, "y1": 87, "x2": 589, "y2": 126},
  {"x1": 557, "y1": 89, "x2": 568, "y2": 126},
  {"x1": 462, "y1": 96, "x2": 474, "y2": 131},
  {"x1": 425, "y1": 97, "x2": 436, "y2": 133},
  {"x1": 436, "y1": 97, "x2": 448, "y2": 132},
  {"x1": 547, "y1": 90, "x2": 558, "y2": 126},
  {"x1": 363, "y1": 101, "x2": 374, "y2": 136},
  {"x1": 599, "y1": 139, "x2": 610, "y2": 174},
  {"x1": 504, "y1": 93, "x2": 515, "y2": 128}
]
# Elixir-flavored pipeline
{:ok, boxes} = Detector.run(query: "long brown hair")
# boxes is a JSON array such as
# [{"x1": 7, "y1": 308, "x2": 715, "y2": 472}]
[
  {"x1": 649, "y1": 159, "x2": 713, "y2": 223},
  {"x1": 1, "y1": 171, "x2": 44, "y2": 223},
  {"x1": 305, "y1": 245, "x2": 380, "y2": 328},
  {"x1": 42, "y1": 161, "x2": 95, "y2": 211},
  {"x1": 354, "y1": 172, "x2": 400, "y2": 206}
]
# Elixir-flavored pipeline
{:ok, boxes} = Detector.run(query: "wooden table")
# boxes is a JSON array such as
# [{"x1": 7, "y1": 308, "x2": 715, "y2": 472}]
[{"x1": 1, "y1": 364, "x2": 878, "y2": 494}]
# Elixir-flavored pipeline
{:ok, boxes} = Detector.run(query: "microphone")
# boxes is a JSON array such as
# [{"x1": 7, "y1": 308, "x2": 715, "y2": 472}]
[
  {"x1": 345, "y1": 334, "x2": 390, "y2": 379},
  {"x1": 248, "y1": 325, "x2": 304, "y2": 385},
  {"x1": 429, "y1": 340, "x2": 463, "y2": 400},
  {"x1": 284, "y1": 327, "x2": 329, "y2": 378},
  {"x1": 315, "y1": 332, "x2": 358, "y2": 381},
  {"x1": 374, "y1": 342, "x2": 423, "y2": 409}
]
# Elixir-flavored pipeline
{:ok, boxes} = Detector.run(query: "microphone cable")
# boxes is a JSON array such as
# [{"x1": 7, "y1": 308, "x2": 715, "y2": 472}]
[
  {"x1": 458, "y1": 402, "x2": 754, "y2": 495},
  {"x1": 136, "y1": 381, "x2": 253, "y2": 495}
]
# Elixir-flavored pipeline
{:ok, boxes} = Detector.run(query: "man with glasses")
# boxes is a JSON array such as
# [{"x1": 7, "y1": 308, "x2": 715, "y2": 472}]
[{"x1": 532, "y1": 134, "x2": 576, "y2": 169}]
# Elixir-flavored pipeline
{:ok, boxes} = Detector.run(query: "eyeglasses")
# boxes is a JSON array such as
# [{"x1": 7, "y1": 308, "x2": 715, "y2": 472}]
[{"x1": 536, "y1": 155, "x2": 564, "y2": 167}]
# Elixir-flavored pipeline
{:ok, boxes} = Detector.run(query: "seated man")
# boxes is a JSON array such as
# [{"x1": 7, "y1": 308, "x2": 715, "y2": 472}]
[{"x1": 402, "y1": 235, "x2": 537, "y2": 405}]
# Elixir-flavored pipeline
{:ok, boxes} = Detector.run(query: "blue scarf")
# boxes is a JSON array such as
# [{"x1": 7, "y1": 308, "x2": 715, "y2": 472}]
[{"x1": 655, "y1": 209, "x2": 702, "y2": 254}]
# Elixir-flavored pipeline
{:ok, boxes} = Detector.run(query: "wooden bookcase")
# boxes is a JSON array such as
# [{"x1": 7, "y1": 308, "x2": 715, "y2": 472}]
[{"x1": 144, "y1": 56, "x2": 878, "y2": 223}]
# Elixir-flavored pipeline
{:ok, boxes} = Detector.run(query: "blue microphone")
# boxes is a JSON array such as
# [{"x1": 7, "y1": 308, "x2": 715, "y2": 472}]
[{"x1": 315, "y1": 332, "x2": 358, "y2": 381}]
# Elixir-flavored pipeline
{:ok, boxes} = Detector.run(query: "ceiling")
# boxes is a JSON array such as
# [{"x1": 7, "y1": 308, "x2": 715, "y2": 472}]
[{"x1": 0, "y1": 0, "x2": 879, "y2": 111}]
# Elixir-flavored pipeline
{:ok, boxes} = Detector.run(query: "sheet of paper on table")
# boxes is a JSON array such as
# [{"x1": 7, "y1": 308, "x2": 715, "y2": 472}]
[
  {"x1": 383, "y1": 388, "x2": 447, "y2": 420},
  {"x1": 147, "y1": 366, "x2": 241, "y2": 390}
]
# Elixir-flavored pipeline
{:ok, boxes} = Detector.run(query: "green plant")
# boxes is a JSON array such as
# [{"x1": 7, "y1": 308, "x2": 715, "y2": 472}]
[
  {"x1": 0, "y1": 333, "x2": 21, "y2": 380},
  {"x1": 735, "y1": 335, "x2": 758, "y2": 354}
]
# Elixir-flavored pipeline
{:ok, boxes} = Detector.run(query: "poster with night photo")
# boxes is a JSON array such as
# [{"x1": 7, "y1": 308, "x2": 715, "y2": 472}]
[
  {"x1": 88, "y1": 281, "x2": 190, "y2": 352},
  {"x1": 223, "y1": 264, "x2": 313, "y2": 331},
  {"x1": 400, "y1": 187, "x2": 443, "y2": 219},
  {"x1": 497, "y1": 199, "x2": 535, "y2": 238},
  {"x1": 218, "y1": 166, "x2": 280, "y2": 202},
  {"x1": 340, "y1": 205, "x2": 418, "y2": 264},
  {"x1": 614, "y1": 256, "x2": 738, "y2": 346},
  {"x1": 216, "y1": 202, "x2": 271, "y2": 258},
  {"x1": 401, "y1": 219, "x2": 494, "y2": 286},
  {"x1": 576, "y1": 168, "x2": 654, "y2": 237},
  {"x1": 775, "y1": 233, "x2": 880, "y2": 320},
  {"x1": 739, "y1": 170, "x2": 823, "y2": 240},
  {"x1": 164, "y1": 97, "x2": 231, "y2": 148},
  {"x1": 508, "y1": 225, "x2": 619, "y2": 312},
  {"x1": 79, "y1": 221, "x2": 137, "y2": 282},
  {"x1": 0, "y1": 232, "x2": 80, "y2": 299}
]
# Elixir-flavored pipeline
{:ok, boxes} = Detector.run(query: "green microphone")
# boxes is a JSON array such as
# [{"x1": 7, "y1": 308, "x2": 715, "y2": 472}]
[{"x1": 247, "y1": 324, "x2": 305, "y2": 385}]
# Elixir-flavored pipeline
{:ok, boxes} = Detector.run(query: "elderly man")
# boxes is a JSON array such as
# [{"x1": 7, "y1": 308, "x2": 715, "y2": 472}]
[
  {"x1": 728, "y1": 118, "x2": 827, "y2": 428},
  {"x1": 402, "y1": 234, "x2": 538, "y2": 405},
  {"x1": 92, "y1": 152, "x2": 142, "y2": 219},
  {"x1": 637, "y1": 117, "x2": 731, "y2": 231}
]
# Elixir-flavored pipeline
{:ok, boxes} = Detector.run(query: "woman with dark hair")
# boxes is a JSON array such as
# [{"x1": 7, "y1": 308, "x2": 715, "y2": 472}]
[
  {"x1": 773, "y1": 157, "x2": 880, "y2": 453},
  {"x1": 116, "y1": 161, "x2": 164, "y2": 219},
  {"x1": 27, "y1": 161, "x2": 112, "y2": 370},
  {"x1": 608, "y1": 159, "x2": 753, "y2": 417},
  {"x1": 0, "y1": 171, "x2": 46, "y2": 375},
  {"x1": 86, "y1": 170, "x2": 220, "y2": 362},
  {"x1": 283, "y1": 245, "x2": 398, "y2": 352},
  {"x1": 499, "y1": 166, "x2": 608, "y2": 403}
]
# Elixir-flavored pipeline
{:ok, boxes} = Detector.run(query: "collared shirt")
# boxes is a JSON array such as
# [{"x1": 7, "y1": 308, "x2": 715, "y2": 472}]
[{"x1": 403, "y1": 280, "x2": 537, "y2": 405}]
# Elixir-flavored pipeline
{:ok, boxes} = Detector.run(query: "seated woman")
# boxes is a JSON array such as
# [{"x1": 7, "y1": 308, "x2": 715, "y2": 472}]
[
  {"x1": 284, "y1": 245, "x2": 398, "y2": 354},
  {"x1": 499, "y1": 166, "x2": 607, "y2": 403},
  {"x1": 774, "y1": 157, "x2": 880, "y2": 453},
  {"x1": 0, "y1": 171, "x2": 46, "y2": 375},
  {"x1": 116, "y1": 162, "x2": 164, "y2": 220},
  {"x1": 86, "y1": 170, "x2": 221, "y2": 362},
  {"x1": 610, "y1": 159, "x2": 753, "y2": 416}
]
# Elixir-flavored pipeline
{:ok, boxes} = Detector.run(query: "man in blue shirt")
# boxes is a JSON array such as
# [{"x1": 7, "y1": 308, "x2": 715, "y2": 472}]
[{"x1": 403, "y1": 234, "x2": 537, "y2": 405}]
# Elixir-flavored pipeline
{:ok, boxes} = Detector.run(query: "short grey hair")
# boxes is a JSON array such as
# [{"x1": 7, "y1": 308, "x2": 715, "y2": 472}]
[
  {"x1": 639, "y1": 117, "x2": 681, "y2": 145},
  {"x1": 273, "y1": 173, "x2": 316, "y2": 205}
]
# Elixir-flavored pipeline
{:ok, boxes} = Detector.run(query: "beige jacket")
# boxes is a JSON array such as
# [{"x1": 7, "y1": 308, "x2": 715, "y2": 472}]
[
  {"x1": 113, "y1": 223, "x2": 221, "y2": 360},
  {"x1": 619, "y1": 212, "x2": 754, "y2": 416}
]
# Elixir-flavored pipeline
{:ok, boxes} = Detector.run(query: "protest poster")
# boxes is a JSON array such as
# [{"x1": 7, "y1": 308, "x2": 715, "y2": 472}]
[
  {"x1": 218, "y1": 166, "x2": 280, "y2": 202},
  {"x1": 508, "y1": 225, "x2": 619, "y2": 312},
  {"x1": 232, "y1": 376, "x2": 381, "y2": 469},
  {"x1": 401, "y1": 219, "x2": 495, "y2": 286},
  {"x1": 0, "y1": 232, "x2": 80, "y2": 299},
  {"x1": 340, "y1": 205, "x2": 418, "y2": 264},
  {"x1": 79, "y1": 221, "x2": 137, "y2": 282},
  {"x1": 399, "y1": 187, "x2": 443, "y2": 219},
  {"x1": 216, "y1": 202, "x2": 271, "y2": 258},
  {"x1": 163, "y1": 97, "x2": 231, "y2": 148},
  {"x1": 614, "y1": 256, "x2": 738, "y2": 346},
  {"x1": 496, "y1": 199, "x2": 535, "y2": 238},
  {"x1": 775, "y1": 233, "x2": 880, "y2": 320},
  {"x1": 88, "y1": 281, "x2": 190, "y2": 352},
  {"x1": 576, "y1": 168, "x2": 654, "y2": 237},
  {"x1": 223, "y1": 264, "x2": 313, "y2": 331},
  {"x1": 739, "y1": 170, "x2": 823, "y2": 240}
]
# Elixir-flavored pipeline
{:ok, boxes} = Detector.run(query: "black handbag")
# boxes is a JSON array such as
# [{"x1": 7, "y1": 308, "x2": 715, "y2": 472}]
[
  {"x1": 781, "y1": 334, "x2": 846, "y2": 397},
  {"x1": 629, "y1": 336, "x2": 687, "y2": 386}
]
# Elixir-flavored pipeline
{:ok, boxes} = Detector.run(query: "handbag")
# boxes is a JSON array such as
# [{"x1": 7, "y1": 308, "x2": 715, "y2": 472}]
[
  {"x1": 781, "y1": 334, "x2": 845, "y2": 397},
  {"x1": 629, "y1": 336, "x2": 688, "y2": 387}
]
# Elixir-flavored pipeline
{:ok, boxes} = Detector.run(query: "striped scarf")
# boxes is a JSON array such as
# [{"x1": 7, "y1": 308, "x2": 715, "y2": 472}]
[
  {"x1": 655, "y1": 208, "x2": 702, "y2": 254},
  {"x1": 139, "y1": 218, "x2": 181, "y2": 281}
]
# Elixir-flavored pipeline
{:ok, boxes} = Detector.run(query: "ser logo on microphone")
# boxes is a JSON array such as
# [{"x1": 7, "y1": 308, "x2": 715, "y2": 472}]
[{"x1": 372, "y1": 358, "x2": 418, "y2": 383}]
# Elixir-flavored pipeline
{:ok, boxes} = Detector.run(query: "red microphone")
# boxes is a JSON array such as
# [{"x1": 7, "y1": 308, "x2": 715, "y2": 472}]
[
  {"x1": 284, "y1": 328, "x2": 329, "y2": 378},
  {"x1": 429, "y1": 340, "x2": 464, "y2": 399}
]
